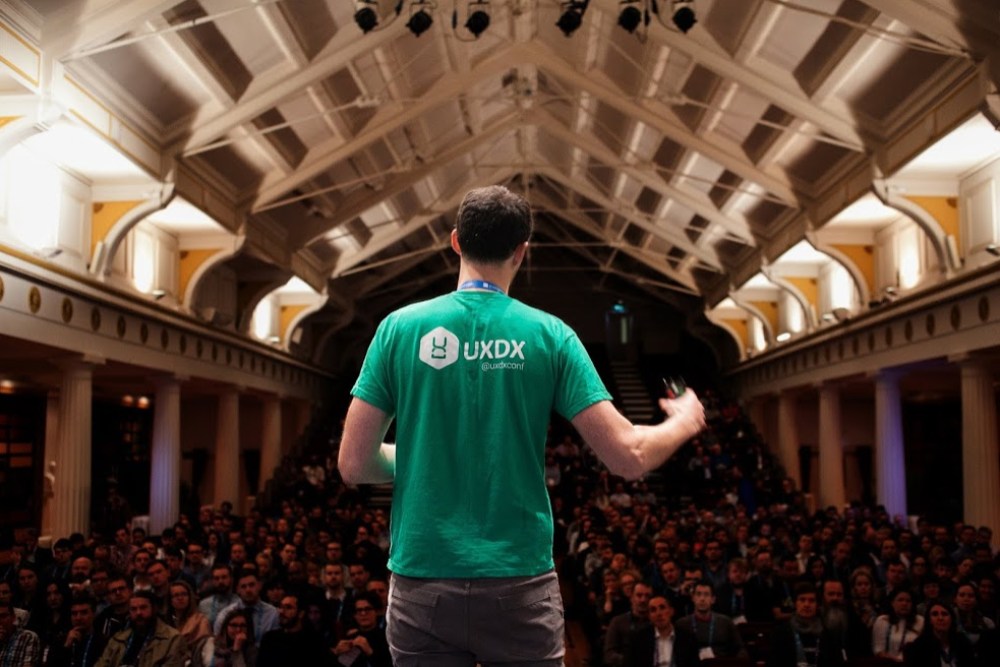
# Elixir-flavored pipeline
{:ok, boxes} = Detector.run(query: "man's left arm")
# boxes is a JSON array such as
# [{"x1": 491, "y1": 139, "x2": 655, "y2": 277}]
[{"x1": 338, "y1": 398, "x2": 395, "y2": 485}]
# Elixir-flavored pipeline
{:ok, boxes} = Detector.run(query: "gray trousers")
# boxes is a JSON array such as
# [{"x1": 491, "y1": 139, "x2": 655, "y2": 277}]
[{"x1": 387, "y1": 569, "x2": 564, "y2": 666}]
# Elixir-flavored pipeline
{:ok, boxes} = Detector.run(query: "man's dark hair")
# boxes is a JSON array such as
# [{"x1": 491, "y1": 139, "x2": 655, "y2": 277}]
[
  {"x1": 212, "y1": 563, "x2": 233, "y2": 575},
  {"x1": 131, "y1": 590, "x2": 157, "y2": 604},
  {"x1": 793, "y1": 582, "x2": 817, "y2": 600},
  {"x1": 693, "y1": 581, "x2": 715, "y2": 596},
  {"x1": 354, "y1": 590, "x2": 382, "y2": 613},
  {"x1": 455, "y1": 186, "x2": 532, "y2": 265},
  {"x1": 70, "y1": 594, "x2": 98, "y2": 610}
]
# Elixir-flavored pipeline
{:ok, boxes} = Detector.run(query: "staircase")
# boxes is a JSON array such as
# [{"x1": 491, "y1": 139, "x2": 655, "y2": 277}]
[{"x1": 609, "y1": 361, "x2": 657, "y2": 424}]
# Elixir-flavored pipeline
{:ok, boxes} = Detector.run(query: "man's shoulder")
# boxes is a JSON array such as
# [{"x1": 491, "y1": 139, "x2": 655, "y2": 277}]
[{"x1": 154, "y1": 621, "x2": 181, "y2": 639}]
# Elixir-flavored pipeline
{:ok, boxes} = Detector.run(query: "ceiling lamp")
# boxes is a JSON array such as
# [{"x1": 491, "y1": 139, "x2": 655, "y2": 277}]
[
  {"x1": 617, "y1": 0, "x2": 644, "y2": 33},
  {"x1": 354, "y1": 0, "x2": 380, "y2": 33},
  {"x1": 407, "y1": 1, "x2": 434, "y2": 36},
  {"x1": 672, "y1": 0, "x2": 696, "y2": 33},
  {"x1": 556, "y1": 1, "x2": 588, "y2": 37},
  {"x1": 464, "y1": 1, "x2": 490, "y2": 38}
]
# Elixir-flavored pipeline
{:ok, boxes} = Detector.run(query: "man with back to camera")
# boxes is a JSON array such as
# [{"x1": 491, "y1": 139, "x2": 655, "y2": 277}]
[{"x1": 338, "y1": 185, "x2": 707, "y2": 666}]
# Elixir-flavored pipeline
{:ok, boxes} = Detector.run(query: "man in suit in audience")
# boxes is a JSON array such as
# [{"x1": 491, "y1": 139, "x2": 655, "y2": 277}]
[
  {"x1": 626, "y1": 595, "x2": 699, "y2": 667},
  {"x1": 605, "y1": 582, "x2": 653, "y2": 667},
  {"x1": 677, "y1": 582, "x2": 747, "y2": 659}
]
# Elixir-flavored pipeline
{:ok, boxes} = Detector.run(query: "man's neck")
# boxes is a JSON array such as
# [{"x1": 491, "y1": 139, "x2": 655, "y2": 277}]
[
  {"x1": 655, "y1": 624, "x2": 674, "y2": 638},
  {"x1": 695, "y1": 610, "x2": 712, "y2": 621},
  {"x1": 456, "y1": 262, "x2": 514, "y2": 294}
]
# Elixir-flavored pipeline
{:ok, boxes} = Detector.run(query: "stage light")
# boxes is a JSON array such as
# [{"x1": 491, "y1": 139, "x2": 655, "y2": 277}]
[
  {"x1": 556, "y1": 1, "x2": 588, "y2": 37},
  {"x1": 986, "y1": 243, "x2": 1000, "y2": 257},
  {"x1": 672, "y1": 0, "x2": 696, "y2": 33},
  {"x1": 408, "y1": 1, "x2": 434, "y2": 36},
  {"x1": 354, "y1": 0, "x2": 379, "y2": 33},
  {"x1": 776, "y1": 332, "x2": 791, "y2": 343},
  {"x1": 465, "y1": 1, "x2": 490, "y2": 37},
  {"x1": 618, "y1": 1, "x2": 643, "y2": 33}
]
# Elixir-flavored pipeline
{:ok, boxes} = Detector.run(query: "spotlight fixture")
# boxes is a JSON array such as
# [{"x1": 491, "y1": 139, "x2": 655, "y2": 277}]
[
  {"x1": 556, "y1": 0, "x2": 588, "y2": 37},
  {"x1": 671, "y1": 0, "x2": 696, "y2": 33},
  {"x1": 354, "y1": 0, "x2": 379, "y2": 33},
  {"x1": 986, "y1": 243, "x2": 1000, "y2": 257},
  {"x1": 617, "y1": 0, "x2": 644, "y2": 33},
  {"x1": 407, "y1": 1, "x2": 434, "y2": 36},
  {"x1": 775, "y1": 332, "x2": 791, "y2": 343},
  {"x1": 463, "y1": 1, "x2": 490, "y2": 38},
  {"x1": 151, "y1": 289, "x2": 167, "y2": 301},
  {"x1": 34, "y1": 247, "x2": 63, "y2": 259}
]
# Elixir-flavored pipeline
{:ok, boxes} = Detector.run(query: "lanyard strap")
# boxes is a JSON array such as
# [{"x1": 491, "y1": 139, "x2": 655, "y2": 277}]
[
  {"x1": 691, "y1": 614, "x2": 715, "y2": 646},
  {"x1": 457, "y1": 280, "x2": 505, "y2": 295},
  {"x1": 793, "y1": 630, "x2": 820, "y2": 666}
]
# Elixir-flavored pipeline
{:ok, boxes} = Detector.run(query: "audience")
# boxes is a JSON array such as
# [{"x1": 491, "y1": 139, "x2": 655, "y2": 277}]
[{"x1": 0, "y1": 388, "x2": 998, "y2": 667}]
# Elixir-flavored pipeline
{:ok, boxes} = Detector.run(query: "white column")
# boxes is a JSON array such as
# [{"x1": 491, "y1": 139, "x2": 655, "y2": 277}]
[
  {"x1": 959, "y1": 361, "x2": 1000, "y2": 545},
  {"x1": 41, "y1": 391, "x2": 59, "y2": 538},
  {"x1": 51, "y1": 359, "x2": 98, "y2": 538},
  {"x1": 874, "y1": 370, "x2": 907, "y2": 520},
  {"x1": 259, "y1": 396, "x2": 282, "y2": 492},
  {"x1": 777, "y1": 392, "x2": 801, "y2": 487},
  {"x1": 817, "y1": 382, "x2": 846, "y2": 511},
  {"x1": 149, "y1": 377, "x2": 182, "y2": 534},
  {"x1": 214, "y1": 388, "x2": 240, "y2": 508}
]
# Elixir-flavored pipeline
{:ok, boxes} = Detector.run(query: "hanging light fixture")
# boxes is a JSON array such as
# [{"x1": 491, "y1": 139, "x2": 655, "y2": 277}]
[
  {"x1": 463, "y1": 1, "x2": 491, "y2": 38},
  {"x1": 354, "y1": 0, "x2": 380, "y2": 33},
  {"x1": 617, "y1": 0, "x2": 644, "y2": 33},
  {"x1": 671, "y1": 0, "x2": 696, "y2": 33},
  {"x1": 407, "y1": 0, "x2": 434, "y2": 36},
  {"x1": 556, "y1": 1, "x2": 589, "y2": 37}
]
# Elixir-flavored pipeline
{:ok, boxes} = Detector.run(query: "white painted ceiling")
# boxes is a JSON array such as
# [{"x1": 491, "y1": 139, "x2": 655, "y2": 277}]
[{"x1": 7, "y1": 0, "x2": 1000, "y2": 366}]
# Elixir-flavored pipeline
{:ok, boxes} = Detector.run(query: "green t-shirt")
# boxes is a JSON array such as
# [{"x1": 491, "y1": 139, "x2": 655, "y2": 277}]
[{"x1": 351, "y1": 290, "x2": 611, "y2": 578}]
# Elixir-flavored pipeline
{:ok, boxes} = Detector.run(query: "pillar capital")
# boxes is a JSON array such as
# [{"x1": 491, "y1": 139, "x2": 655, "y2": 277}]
[
  {"x1": 867, "y1": 368, "x2": 906, "y2": 383},
  {"x1": 51, "y1": 353, "x2": 105, "y2": 375}
]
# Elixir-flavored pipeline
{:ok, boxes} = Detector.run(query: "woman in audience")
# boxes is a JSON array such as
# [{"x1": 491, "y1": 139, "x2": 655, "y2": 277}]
[
  {"x1": 872, "y1": 588, "x2": 923, "y2": 661},
  {"x1": 204, "y1": 532, "x2": 220, "y2": 568},
  {"x1": 169, "y1": 580, "x2": 212, "y2": 653},
  {"x1": 193, "y1": 609, "x2": 257, "y2": 667},
  {"x1": 850, "y1": 568, "x2": 879, "y2": 628},
  {"x1": 38, "y1": 580, "x2": 72, "y2": 660},
  {"x1": 952, "y1": 581, "x2": 997, "y2": 661},
  {"x1": 801, "y1": 556, "x2": 828, "y2": 587},
  {"x1": 903, "y1": 602, "x2": 975, "y2": 667}
]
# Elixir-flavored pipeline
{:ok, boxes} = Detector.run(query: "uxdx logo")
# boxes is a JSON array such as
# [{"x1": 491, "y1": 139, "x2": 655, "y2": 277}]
[{"x1": 418, "y1": 327, "x2": 526, "y2": 370}]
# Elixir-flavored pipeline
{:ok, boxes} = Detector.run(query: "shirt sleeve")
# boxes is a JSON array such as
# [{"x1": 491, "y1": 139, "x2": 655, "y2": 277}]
[
  {"x1": 553, "y1": 327, "x2": 613, "y2": 420},
  {"x1": 350, "y1": 316, "x2": 397, "y2": 415}
]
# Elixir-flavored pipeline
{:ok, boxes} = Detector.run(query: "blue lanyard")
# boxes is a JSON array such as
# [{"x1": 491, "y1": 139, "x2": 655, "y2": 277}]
[
  {"x1": 691, "y1": 614, "x2": 715, "y2": 646},
  {"x1": 793, "y1": 631, "x2": 820, "y2": 666},
  {"x1": 732, "y1": 592, "x2": 743, "y2": 614},
  {"x1": 457, "y1": 280, "x2": 505, "y2": 295},
  {"x1": 72, "y1": 634, "x2": 94, "y2": 667}
]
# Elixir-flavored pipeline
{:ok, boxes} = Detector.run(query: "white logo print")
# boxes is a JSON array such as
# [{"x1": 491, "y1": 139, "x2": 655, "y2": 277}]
[{"x1": 418, "y1": 326, "x2": 459, "y2": 369}]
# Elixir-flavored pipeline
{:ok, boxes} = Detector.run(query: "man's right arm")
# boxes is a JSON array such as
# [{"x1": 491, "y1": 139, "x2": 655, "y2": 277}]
[{"x1": 571, "y1": 391, "x2": 706, "y2": 481}]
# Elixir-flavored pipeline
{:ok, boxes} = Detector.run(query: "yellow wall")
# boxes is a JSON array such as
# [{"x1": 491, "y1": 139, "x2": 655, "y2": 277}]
[
  {"x1": 722, "y1": 317, "x2": 749, "y2": 348},
  {"x1": 280, "y1": 304, "x2": 310, "y2": 340},
  {"x1": 784, "y1": 276, "x2": 818, "y2": 309},
  {"x1": 831, "y1": 244, "x2": 875, "y2": 296},
  {"x1": 91, "y1": 201, "x2": 143, "y2": 258},
  {"x1": 178, "y1": 249, "x2": 221, "y2": 300},
  {"x1": 749, "y1": 300, "x2": 778, "y2": 336},
  {"x1": 906, "y1": 195, "x2": 960, "y2": 254}
]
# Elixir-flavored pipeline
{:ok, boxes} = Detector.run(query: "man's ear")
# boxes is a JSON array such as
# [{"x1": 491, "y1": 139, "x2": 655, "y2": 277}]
[
  {"x1": 451, "y1": 229, "x2": 462, "y2": 256},
  {"x1": 512, "y1": 241, "x2": 529, "y2": 266}
]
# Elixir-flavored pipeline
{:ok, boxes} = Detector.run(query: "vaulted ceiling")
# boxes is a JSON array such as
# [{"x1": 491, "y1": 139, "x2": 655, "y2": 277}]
[{"x1": 8, "y1": 0, "x2": 1000, "y2": 369}]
